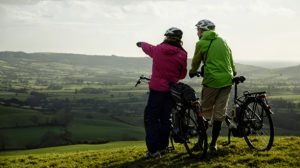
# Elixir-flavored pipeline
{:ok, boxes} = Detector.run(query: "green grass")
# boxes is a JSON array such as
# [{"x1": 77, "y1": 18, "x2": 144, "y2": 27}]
[
  {"x1": 0, "y1": 126, "x2": 63, "y2": 149},
  {"x1": 68, "y1": 118, "x2": 144, "y2": 141},
  {"x1": 0, "y1": 141, "x2": 144, "y2": 156},
  {"x1": 0, "y1": 136, "x2": 299, "y2": 168},
  {"x1": 0, "y1": 112, "x2": 145, "y2": 149},
  {"x1": 0, "y1": 106, "x2": 52, "y2": 128},
  {"x1": 0, "y1": 107, "x2": 145, "y2": 149}
]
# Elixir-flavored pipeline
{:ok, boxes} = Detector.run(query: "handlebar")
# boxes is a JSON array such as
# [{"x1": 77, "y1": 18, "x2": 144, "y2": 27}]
[
  {"x1": 135, "y1": 71, "x2": 203, "y2": 87},
  {"x1": 135, "y1": 75, "x2": 150, "y2": 87}
]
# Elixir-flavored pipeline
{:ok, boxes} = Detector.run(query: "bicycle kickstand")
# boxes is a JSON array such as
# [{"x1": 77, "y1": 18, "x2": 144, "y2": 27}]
[{"x1": 222, "y1": 130, "x2": 231, "y2": 146}]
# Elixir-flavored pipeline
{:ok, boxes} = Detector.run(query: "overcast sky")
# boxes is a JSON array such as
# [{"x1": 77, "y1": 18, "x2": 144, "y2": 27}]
[{"x1": 1, "y1": 0, "x2": 300, "y2": 61}]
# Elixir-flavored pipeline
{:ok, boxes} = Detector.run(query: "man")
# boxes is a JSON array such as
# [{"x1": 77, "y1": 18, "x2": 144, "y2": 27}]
[{"x1": 189, "y1": 19, "x2": 236, "y2": 153}]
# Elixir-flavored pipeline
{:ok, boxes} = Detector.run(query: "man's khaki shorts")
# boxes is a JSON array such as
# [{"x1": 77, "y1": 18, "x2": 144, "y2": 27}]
[{"x1": 201, "y1": 85, "x2": 232, "y2": 121}]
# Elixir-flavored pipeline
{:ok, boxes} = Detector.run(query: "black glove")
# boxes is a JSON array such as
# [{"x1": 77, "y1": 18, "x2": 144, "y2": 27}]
[{"x1": 136, "y1": 42, "x2": 142, "y2": 47}]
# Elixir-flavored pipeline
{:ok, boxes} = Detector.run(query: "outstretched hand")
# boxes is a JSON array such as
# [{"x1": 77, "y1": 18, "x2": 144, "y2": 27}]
[{"x1": 136, "y1": 42, "x2": 142, "y2": 47}]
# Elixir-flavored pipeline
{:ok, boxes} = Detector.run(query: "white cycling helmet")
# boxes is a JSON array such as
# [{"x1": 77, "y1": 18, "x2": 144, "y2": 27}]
[
  {"x1": 164, "y1": 27, "x2": 183, "y2": 40},
  {"x1": 195, "y1": 19, "x2": 215, "y2": 31}
]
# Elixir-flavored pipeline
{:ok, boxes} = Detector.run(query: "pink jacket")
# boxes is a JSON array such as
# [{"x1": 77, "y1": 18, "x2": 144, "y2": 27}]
[{"x1": 141, "y1": 42, "x2": 187, "y2": 92}]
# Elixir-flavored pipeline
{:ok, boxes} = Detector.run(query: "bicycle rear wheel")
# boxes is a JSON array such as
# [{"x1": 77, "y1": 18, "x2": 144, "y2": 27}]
[
  {"x1": 183, "y1": 109, "x2": 208, "y2": 159},
  {"x1": 243, "y1": 99, "x2": 274, "y2": 151}
]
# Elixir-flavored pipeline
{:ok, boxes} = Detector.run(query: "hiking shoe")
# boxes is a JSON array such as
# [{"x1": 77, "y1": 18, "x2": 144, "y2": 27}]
[
  {"x1": 145, "y1": 151, "x2": 161, "y2": 159},
  {"x1": 159, "y1": 147, "x2": 172, "y2": 155},
  {"x1": 191, "y1": 138, "x2": 206, "y2": 152},
  {"x1": 191, "y1": 142, "x2": 203, "y2": 151},
  {"x1": 209, "y1": 145, "x2": 217, "y2": 154}
]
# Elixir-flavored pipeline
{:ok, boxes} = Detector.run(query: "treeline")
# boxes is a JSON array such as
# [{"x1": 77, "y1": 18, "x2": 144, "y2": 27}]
[{"x1": 0, "y1": 89, "x2": 147, "y2": 128}]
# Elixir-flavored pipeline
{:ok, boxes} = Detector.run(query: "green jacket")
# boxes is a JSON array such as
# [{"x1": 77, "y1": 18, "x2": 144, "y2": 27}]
[{"x1": 190, "y1": 31, "x2": 236, "y2": 88}]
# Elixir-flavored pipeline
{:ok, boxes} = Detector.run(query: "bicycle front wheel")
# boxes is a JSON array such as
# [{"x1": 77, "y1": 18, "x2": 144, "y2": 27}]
[
  {"x1": 183, "y1": 109, "x2": 208, "y2": 159},
  {"x1": 243, "y1": 98, "x2": 274, "y2": 151}
]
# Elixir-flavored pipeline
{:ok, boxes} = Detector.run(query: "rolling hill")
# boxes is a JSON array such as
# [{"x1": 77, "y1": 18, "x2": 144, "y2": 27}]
[
  {"x1": 1, "y1": 51, "x2": 299, "y2": 79},
  {"x1": 0, "y1": 51, "x2": 299, "y2": 150}
]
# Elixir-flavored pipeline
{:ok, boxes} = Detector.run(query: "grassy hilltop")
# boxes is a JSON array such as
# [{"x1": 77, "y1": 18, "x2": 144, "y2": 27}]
[{"x1": 1, "y1": 136, "x2": 300, "y2": 168}]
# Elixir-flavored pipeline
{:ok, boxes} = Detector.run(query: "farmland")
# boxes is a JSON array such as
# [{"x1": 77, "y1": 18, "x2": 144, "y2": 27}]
[{"x1": 0, "y1": 51, "x2": 300, "y2": 150}]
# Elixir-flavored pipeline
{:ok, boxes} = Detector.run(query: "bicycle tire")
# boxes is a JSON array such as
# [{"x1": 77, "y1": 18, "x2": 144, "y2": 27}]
[
  {"x1": 183, "y1": 108, "x2": 208, "y2": 159},
  {"x1": 242, "y1": 98, "x2": 274, "y2": 151}
]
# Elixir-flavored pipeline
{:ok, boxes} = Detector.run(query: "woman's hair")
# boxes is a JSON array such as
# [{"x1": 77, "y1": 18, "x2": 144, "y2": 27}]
[{"x1": 163, "y1": 36, "x2": 183, "y2": 49}]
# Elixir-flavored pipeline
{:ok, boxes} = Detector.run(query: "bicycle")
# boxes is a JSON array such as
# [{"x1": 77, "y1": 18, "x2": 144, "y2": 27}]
[
  {"x1": 224, "y1": 76, "x2": 274, "y2": 151},
  {"x1": 135, "y1": 75, "x2": 208, "y2": 159}
]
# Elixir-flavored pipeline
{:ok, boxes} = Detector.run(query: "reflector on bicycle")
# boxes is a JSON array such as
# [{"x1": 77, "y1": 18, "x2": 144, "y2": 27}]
[{"x1": 256, "y1": 94, "x2": 266, "y2": 99}]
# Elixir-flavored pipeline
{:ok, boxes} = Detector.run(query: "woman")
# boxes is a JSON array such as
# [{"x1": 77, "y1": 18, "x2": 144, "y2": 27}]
[{"x1": 136, "y1": 27, "x2": 187, "y2": 158}]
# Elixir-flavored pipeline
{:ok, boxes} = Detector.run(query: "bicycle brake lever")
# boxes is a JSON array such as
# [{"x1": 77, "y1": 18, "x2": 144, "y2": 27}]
[{"x1": 135, "y1": 80, "x2": 141, "y2": 87}]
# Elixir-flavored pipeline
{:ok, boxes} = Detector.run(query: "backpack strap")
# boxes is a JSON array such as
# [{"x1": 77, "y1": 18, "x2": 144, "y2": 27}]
[{"x1": 203, "y1": 39, "x2": 214, "y2": 65}]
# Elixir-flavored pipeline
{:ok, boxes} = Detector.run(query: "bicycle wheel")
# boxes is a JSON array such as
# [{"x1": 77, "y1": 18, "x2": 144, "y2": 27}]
[
  {"x1": 183, "y1": 108, "x2": 208, "y2": 159},
  {"x1": 243, "y1": 98, "x2": 274, "y2": 151}
]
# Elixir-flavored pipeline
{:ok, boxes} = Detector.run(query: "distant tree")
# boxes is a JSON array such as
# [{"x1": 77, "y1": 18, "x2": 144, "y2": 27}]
[
  {"x1": 39, "y1": 131, "x2": 61, "y2": 147},
  {"x1": 5, "y1": 98, "x2": 23, "y2": 106},
  {"x1": 49, "y1": 99, "x2": 69, "y2": 112},
  {"x1": 26, "y1": 91, "x2": 48, "y2": 107}
]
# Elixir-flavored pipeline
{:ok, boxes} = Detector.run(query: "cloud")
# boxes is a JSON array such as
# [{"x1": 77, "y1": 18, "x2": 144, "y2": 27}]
[
  {"x1": 0, "y1": 0, "x2": 299, "y2": 60},
  {"x1": 0, "y1": 0, "x2": 48, "y2": 6},
  {"x1": 1, "y1": 0, "x2": 296, "y2": 26}
]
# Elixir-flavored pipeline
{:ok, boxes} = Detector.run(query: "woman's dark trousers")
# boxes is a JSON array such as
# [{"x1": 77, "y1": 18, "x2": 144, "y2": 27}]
[{"x1": 144, "y1": 89, "x2": 172, "y2": 153}]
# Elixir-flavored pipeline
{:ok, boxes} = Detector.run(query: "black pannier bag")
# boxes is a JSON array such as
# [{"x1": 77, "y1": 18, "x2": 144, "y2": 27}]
[
  {"x1": 170, "y1": 82, "x2": 198, "y2": 143},
  {"x1": 170, "y1": 82, "x2": 197, "y2": 104}
]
